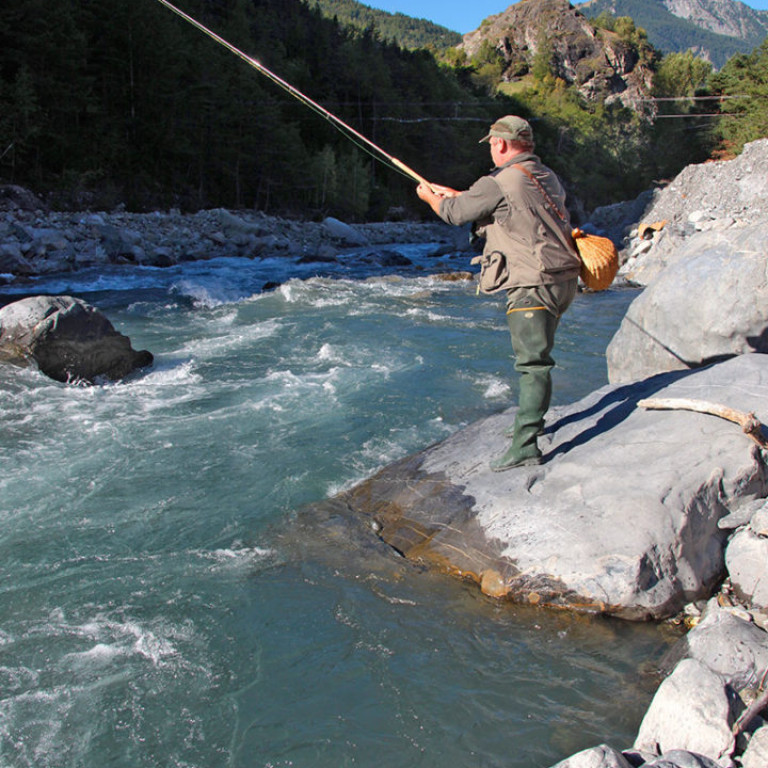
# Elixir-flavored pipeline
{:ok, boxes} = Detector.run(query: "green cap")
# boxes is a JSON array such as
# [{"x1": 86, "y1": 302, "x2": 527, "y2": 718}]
[{"x1": 479, "y1": 115, "x2": 534, "y2": 144}]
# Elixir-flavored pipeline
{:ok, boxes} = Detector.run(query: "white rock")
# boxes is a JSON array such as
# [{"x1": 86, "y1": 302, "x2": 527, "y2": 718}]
[
  {"x1": 549, "y1": 743, "x2": 632, "y2": 767},
  {"x1": 741, "y1": 724, "x2": 768, "y2": 768},
  {"x1": 322, "y1": 216, "x2": 369, "y2": 245},
  {"x1": 674, "y1": 605, "x2": 768, "y2": 690},
  {"x1": 750, "y1": 507, "x2": 768, "y2": 537},
  {"x1": 726, "y1": 527, "x2": 768, "y2": 610},
  {"x1": 634, "y1": 658, "x2": 735, "y2": 764},
  {"x1": 689, "y1": 210, "x2": 712, "y2": 224}
]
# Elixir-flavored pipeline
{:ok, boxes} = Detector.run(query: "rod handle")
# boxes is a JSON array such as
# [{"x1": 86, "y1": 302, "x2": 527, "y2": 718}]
[{"x1": 391, "y1": 157, "x2": 437, "y2": 192}]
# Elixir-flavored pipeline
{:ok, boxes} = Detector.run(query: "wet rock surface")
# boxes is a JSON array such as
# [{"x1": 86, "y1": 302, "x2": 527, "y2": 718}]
[{"x1": 0, "y1": 295, "x2": 153, "y2": 383}]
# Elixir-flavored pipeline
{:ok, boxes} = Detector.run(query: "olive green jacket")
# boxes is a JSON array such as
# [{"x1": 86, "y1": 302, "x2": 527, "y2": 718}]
[{"x1": 439, "y1": 152, "x2": 581, "y2": 288}]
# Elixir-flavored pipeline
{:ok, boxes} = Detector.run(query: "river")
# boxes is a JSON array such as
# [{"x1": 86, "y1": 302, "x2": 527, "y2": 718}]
[{"x1": 0, "y1": 244, "x2": 679, "y2": 767}]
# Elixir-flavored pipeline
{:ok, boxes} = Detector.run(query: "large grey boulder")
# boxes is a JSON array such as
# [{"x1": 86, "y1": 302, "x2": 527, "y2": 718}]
[
  {"x1": 304, "y1": 354, "x2": 768, "y2": 620},
  {"x1": 641, "y1": 751, "x2": 724, "y2": 768},
  {"x1": 633, "y1": 659, "x2": 735, "y2": 765},
  {"x1": 322, "y1": 216, "x2": 369, "y2": 246},
  {"x1": 550, "y1": 744, "x2": 633, "y2": 767},
  {"x1": 0, "y1": 295, "x2": 153, "y2": 383},
  {"x1": 725, "y1": 510, "x2": 768, "y2": 611},
  {"x1": 606, "y1": 223, "x2": 768, "y2": 385},
  {"x1": 741, "y1": 726, "x2": 768, "y2": 768},
  {"x1": 668, "y1": 604, "x2": 768, "y2": 689}
]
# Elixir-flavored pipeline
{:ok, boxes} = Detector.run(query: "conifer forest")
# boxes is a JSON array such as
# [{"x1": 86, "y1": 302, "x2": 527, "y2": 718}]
[{"x1": 1, "y1": 0, "x2": 766, "y2": 219}]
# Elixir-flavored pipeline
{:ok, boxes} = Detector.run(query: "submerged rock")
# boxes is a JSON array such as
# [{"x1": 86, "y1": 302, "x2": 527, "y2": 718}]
[
  {"x1": 0, "y1": 295, "x2": 153, "y2": 383},
  {"x1": 306, "y1": 354, "x2": 768, "y2": 620}
]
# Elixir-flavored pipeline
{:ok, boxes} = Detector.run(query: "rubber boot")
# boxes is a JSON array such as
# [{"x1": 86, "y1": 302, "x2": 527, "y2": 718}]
[
  {"x1": 503, "y1": 383, "x2": 549, "y2": 439},
  {"x1": 490, "y1": 373, "x2": 549, "y2": 471},
  {"x1": 490, "y1": 306, "x2": 557, "y2": 472}
]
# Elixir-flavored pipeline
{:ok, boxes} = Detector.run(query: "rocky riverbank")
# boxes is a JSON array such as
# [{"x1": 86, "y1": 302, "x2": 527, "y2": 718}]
[
  {"x1": 299, "y1": 141, "x2": 768, "y2": 768},
  {"x1": 3, "y1": 140, "x2": 768, "y2": 768},
  {"x1": 0, "y1": 184, "x2": 460, "y2": 285}
]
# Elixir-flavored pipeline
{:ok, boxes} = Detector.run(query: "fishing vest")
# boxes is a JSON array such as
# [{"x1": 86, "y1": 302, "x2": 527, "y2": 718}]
[{"x1": 475, "y1": 156, "x2": 581, "y2": 289}]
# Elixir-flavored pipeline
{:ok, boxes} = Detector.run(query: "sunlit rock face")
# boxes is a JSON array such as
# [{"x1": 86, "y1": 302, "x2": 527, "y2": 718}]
[{"x1": 309, "y1": 355, "x2": 768, "y2": 620}]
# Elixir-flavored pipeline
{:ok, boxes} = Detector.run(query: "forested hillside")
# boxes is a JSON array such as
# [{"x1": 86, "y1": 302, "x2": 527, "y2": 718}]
[
  {"x1": 0, "y1": 0, "x2": 764, "y2": 219},
  {"x1": 710, "y1": 38, "x2": 768, "y2": 151},
  {"x1": 0, "y1": 0, "x2": 493, "y2": 217},
  {"x1": 303, "y1": 0, "x2": 461, "y2": 49}
]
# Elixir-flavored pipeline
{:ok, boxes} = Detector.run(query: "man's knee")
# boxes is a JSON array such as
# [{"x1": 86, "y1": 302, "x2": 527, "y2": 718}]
[{"x1": 506, "y1": 308, "x2": 555, "y2": 365}]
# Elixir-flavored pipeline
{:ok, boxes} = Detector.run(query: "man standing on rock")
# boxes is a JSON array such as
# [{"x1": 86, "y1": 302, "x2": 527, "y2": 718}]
[{"x1": 416, "y1": 115, "x2": 581, "y2": 471}]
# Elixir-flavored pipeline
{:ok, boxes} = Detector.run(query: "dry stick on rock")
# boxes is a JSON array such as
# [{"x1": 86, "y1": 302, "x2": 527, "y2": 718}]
[
  {"x1": 733, "y1": 672, "x2": 768, "y2": 736},
  {"x1": 637, "y1": 398, "x2": 768, "y2": 449}
]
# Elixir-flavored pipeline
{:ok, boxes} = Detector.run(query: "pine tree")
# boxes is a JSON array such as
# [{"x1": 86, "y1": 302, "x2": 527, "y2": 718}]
[{"x1": 710, "y1": 39, "x2": 768, "y2": 154}]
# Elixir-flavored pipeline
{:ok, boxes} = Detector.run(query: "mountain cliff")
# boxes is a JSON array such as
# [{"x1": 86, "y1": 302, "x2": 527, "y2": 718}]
[
  {"x1": 579, "y1": 0, "x2": 768, "y2": 66},
  {"x1": 459, "y1": 0, "x2": 656, "y2": 111}
]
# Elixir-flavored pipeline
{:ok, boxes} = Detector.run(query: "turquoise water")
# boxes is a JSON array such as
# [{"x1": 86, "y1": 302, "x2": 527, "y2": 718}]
[{"x1": 0, "y1": 248, "x2": 678, "y2": 767}]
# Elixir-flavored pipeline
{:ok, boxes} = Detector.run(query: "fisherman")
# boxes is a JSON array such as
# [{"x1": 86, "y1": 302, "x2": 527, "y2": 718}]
[{"x1": 416, "y1": 115, "x2": 581, "y2": 471}]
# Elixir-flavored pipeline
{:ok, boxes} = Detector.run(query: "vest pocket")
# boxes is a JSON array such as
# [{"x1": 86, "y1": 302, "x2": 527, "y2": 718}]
[{"x1": 471, "y1": 250, "x2": 509, "y2": 294}]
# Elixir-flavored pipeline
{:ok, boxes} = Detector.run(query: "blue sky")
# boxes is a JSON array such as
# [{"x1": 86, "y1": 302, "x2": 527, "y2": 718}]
[{"x1": 367, "y1": 0, "x2": 768, "y2": 34}]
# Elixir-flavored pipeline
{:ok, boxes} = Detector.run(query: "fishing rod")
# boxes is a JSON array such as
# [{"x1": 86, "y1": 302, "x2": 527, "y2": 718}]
[{"x1": 154, "y1": 0, "x2": 435, "y2": 190}]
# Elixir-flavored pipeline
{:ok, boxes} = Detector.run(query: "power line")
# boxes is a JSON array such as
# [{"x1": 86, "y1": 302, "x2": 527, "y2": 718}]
[
  {"x1": 654, "y1": 113, "x2": 740, "y2": 118},
  {"x1": 639, "y1": 94, "x2": 752, "y2": 102}
]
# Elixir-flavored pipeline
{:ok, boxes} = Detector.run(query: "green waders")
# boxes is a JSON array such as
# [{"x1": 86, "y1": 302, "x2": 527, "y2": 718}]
[{"x1": 490, "y1": 280, "x2": 577, "y2": 472}]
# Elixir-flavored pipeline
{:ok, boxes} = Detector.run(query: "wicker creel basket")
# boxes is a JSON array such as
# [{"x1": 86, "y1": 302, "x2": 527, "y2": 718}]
[{"x1": 572, "y1": 228, "x2": 618, "y2": 291}]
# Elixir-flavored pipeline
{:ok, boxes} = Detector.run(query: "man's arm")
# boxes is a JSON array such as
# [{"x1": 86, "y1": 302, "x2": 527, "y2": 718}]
[{"x1": 416, "y1": 176, "x2": 503, "y2": 226}]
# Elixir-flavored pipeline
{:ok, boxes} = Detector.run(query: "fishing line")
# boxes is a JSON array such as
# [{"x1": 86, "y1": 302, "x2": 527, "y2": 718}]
[{"x1": 154, "y1": 0, "x2": 434, "y2": 189}]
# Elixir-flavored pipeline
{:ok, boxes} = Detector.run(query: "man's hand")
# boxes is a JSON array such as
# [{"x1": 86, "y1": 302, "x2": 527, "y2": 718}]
[
  {"x1": 416, "y1": 182, "x2": 461, "y2": 216},
  {"x1": 430, "y1": 184, "x2": 461, "y2": 198}
]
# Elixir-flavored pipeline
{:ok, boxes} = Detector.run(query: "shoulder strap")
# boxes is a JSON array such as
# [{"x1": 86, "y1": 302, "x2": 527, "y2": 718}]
[{"x1": 514, "y1": 164, "x2": 567, "y2": 224}]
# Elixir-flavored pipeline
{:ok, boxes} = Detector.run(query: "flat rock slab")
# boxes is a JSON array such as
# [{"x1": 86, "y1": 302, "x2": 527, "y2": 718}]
[{"x1": 314, "y1": 354, "x2": 768, "y2": 620}]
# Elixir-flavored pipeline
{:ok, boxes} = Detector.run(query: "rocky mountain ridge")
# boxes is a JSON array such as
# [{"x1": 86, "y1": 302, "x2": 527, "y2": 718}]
[
  {"x1": 459, "y1": 0, "x2": 655, "y2": 111},
  {"x1": 663, "y1": 0, "x2": 768, "y2": 40},
  {"x1": 580, "y1": 0, "x2": 768, "y2": 66}
]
